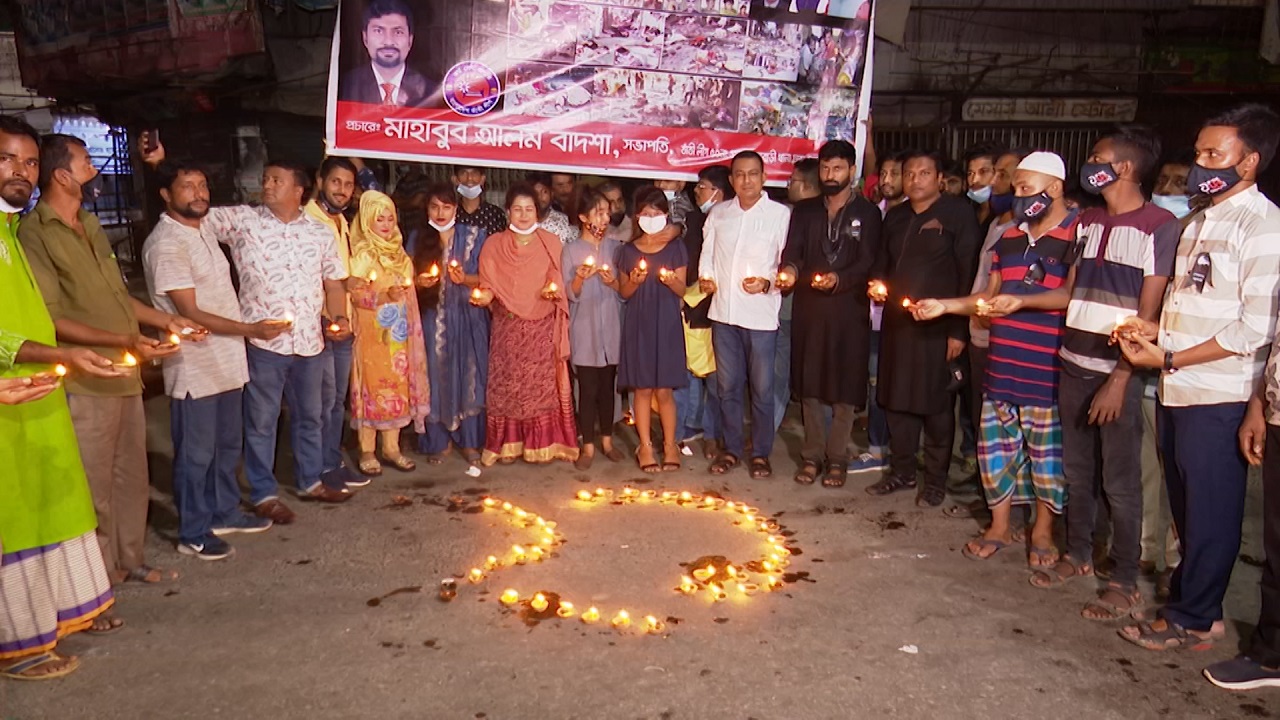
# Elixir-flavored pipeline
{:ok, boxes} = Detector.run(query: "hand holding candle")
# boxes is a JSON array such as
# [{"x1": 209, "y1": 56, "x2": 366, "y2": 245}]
[
  {"x1": 909, "y1": 298, "x2": 946, "y2": 322},
  {"x1": 630, "y1": 258, "x2": 649, "y2": 284},
  {"x1": 812, "y1": 272, "x2": 837, "y2": 291},
  {"x1": 470, "y1": 287, "x2": 493, "y2": 307},
  {"x1": 775, "y1": 268, "x2": 795, "y2": 290},
  {"x1": 542, "y1": 280, "x2": 559, "y2": 299},
  {"x1": 868, "y1": 280, "x2": 888, "y2": 302}
]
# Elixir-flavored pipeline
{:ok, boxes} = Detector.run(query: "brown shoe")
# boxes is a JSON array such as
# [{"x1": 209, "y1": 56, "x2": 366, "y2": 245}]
[
  {"x1": 254, "y1": 499, "x2": 296, "y2": 525},
  {"x1": 299, "y1": 486, "x2": 352, "y2": 504}
]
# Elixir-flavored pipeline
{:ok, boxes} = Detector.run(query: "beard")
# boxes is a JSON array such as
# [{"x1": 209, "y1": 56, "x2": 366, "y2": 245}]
[
  {"x1": 174, "y1": 201, "x2": 209, "y2": 220},
  {"x1": 880, "y1": 186, "x2": 902, "y2": 200},
  {"x1": 0, "y1": 179, "x2": 33, "y2": 209},
  {"x1": 821, "y1": 180, "x2": 849, "y2": 196},
  {"x1": 374, "y1": 47, "x2": 403, "y2": 69}
]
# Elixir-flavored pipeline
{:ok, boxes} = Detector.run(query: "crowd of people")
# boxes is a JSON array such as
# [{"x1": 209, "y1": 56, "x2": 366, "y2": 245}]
[{"x1": 3, "y1": 102, "x2": 1280, "y2": 693}]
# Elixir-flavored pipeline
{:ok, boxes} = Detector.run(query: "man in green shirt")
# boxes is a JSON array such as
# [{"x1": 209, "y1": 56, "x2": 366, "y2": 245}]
[
  {"x1": 0, "y1": 115, "x2": 125, "y2": 680},
  {"x1": 19, "y1": 134, "x2": 205, "y2": 586}
]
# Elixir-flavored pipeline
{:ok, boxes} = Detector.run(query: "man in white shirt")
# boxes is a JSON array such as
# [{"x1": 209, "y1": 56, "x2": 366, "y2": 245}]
[
  {"x1": 699, "y1": 151, "x2": 791, "y2": 478},
  {"x1": 1118, "y1": 103, "x2": 1280, "y2": 654},
  {"x1": 142, "y1": 160, "x2": 286, "y2": 559}
]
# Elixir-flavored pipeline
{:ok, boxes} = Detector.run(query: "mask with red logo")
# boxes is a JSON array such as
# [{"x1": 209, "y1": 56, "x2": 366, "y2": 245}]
[
  {"x1": 1079, "y1": 162, "x2": 1118, "y2": 195},
  {"x1": 1013, "y1": 191, "x2": 1052, "y2": 221},
  {"x1": 1186, "y1": 162, "x2": 1242, "y2": 197}
]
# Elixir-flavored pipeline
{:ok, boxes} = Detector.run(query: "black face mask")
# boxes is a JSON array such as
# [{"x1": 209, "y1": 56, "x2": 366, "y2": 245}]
[
  {"x1": 820, "y1": 179, "x2": 849, "y2": 196},
  {"x1": 608, "y1": 211, "x2": 626, "y2": 227},
  {"x1": 989, "y1": 192, "x2": 1014, "y2": 215},
  {"x1": 1080, "y1": 162, "x2": 1118, "y2": 194},
  {"x1": 317, "y1": 191, "x2": 347, "y2": 215},
  {"x1": 80, "y1": 172, "x2": 104, "y2": 205},
  {"x1": 1187, "y1": 162, "x2": 1243, "y2": 197},
  {"x1": 1012, "y1": 192, "x2": 1052, "y2": 221}
]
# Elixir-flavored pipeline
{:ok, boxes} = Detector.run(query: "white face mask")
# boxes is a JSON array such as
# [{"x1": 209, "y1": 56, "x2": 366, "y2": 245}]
[
  {"x1": 663, "y1": 190, "x2": 678, "y2": 201},
  {"x1": 509, "y1": 222, "x2": 536, "y2": 234},
  {"x1": 457, "y1": 184, "x2": 483, "y2": 200},
  {"x1": 428, "y1": 218, "x2": 456, "y2": 232},
  {"x1": 637, "y1": 214, "x2": 668, "y2": 235},
  {"x1": 699, "y1": 195, "x2": 718, "y2": 213},
  {"x1": 1151, "y1": 193, "x2": 1192, "y2": 219}
]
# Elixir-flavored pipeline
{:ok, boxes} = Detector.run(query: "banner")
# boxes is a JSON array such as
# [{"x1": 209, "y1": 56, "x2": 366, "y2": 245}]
[{"x1": 326, "y1": 0, "x2": 875, "y2": 183}]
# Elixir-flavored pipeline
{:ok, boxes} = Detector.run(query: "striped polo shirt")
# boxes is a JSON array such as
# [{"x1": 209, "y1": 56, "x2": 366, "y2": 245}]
[
  {"x1": 986, "y1": 210, "x2": 1080, "y2": 407},
  {"x1": 1061, "y1": 204, "x2": 1180, "y2": 373},
  {"x1": 1160, "y1": 185, "x2": 1280, "y2": 408}
]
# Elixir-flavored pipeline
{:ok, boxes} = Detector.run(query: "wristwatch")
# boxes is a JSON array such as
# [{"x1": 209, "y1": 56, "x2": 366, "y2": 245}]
[{"x1": 1163, "y1": 350, "x2": 1178, "y2": 373}]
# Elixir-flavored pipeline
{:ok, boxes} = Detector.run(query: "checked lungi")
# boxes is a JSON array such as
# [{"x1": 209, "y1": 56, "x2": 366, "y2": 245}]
[{"x1": 978, "y1": 398, "x2": 1066, "y2": 513}]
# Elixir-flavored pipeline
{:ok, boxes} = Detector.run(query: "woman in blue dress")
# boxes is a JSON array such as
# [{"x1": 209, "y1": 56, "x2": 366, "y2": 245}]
[
  {"x1": 408, "y1": 184, "x2": 490, "y2": 464},
  {"x1": 617, "y1": 186, "x2": 688, "y2": 473}
]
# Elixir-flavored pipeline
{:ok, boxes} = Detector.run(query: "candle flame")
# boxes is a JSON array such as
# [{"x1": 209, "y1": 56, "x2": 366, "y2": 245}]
[
  {"x1": 584, "y1": 255, "x2": 596, "y2": 267},
  {"x1": 901, "y1": 298, "x2": 912, "y2": 308},
  {"x1": 121, "y1": 352, "x2": 138, "y2": 367},
  {"x1": 547, "y1": 282, "x2": 558, "y2": 293},
  {"x1": 582, "y1": 607, "x2": 600, "y2": 623},
  {"x1": 557, "y1": 601, "x2": 576, "y2": 618},
  {"x1": 449, "y1": 259, "x2": 460, "y2": 268},
  {"x1": 638, "y1": 258, "x2": 648, "y2": 271},
  {"x1": 576, "y1": 490, "x2": 593, "y2": 501},
  {"x1": 328, "y1": 323, "x2": 340, "y2": 333},
  {"x1": 472, "y1": 288, "x2": 483, "y2": 299},
  {"x1": 283, "y1": 311, "x2": 295, "y2": 324},
  {"x1": 168, "y1": 333, "x2": 181, "y2": 345},
  {"x1": 428, "y1": 263, "x2": 440, "y2": 277},
  {"x1": 500, "y1": 589, "x2": 519, "y2": 605},
  {"x1": 54, "y1": 364, "x2": 68, "y2": 377},
  {"x1": 468, "y1": 568, "x2": 484, "y2": 583},
  {"x1": 369, "y1": 270, "x2": 378, "y2": 282}
]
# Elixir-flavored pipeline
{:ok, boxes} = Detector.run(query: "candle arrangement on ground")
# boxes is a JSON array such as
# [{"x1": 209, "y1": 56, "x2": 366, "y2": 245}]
[{"x1": 453, "y1": 487, "x2": 800, "y2": 636}]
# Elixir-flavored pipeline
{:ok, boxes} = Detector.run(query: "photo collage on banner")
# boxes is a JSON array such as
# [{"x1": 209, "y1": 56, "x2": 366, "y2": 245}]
[{"x1": 326, "y1": 0, "x2": 873, "y2": 182}]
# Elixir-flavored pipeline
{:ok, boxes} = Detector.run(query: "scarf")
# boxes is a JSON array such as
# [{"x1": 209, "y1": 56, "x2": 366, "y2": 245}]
[{"x1": 349, "y1": 191, "x2": 413, "y2": 281}]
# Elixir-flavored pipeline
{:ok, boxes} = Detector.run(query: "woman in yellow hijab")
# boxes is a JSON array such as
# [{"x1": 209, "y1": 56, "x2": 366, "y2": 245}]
[{"x1": 347, "y1": 191, "x2": 431, "y2": 476}]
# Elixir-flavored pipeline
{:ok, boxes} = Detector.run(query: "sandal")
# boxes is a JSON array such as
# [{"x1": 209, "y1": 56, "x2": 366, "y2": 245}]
[
  {"x1": 915, "y1": 485, "x2": 946, "y2": 507},
  {"x1": 0, "y1": 651, "x2": 80, "y2": 681},
  {"x1": 1118, "y1": 618, "x2": 1218, "y2": 652},
  {"x1": 1028, "y1": 545, "x2": 1060, "y2": 569},
  {"x1": 636, "y1": 444, "x2": 660, "y2": 474},
  {"x1": 962, "y1": 536, "x2": 1010, "y2": 560},
  {"x1": 865, "y1": 473, "x2": 916, "y2": 496},
  {"x1": 794, "y1": 460, "x2": 820, "y2": 485},
  {"x1": 85, "y1": 614, "x2": 125, "y2": 635},
  {"x1": 709, "y1": 453, "x2": 740, "y2": 475},
  {"x1": 749, "y1": 457, "x2": 772, "y2": 479},
  {"x1": 358, "y1": 454, "x2": 383, "y2": 476},
  {"x1": 125, "y1": 565, "x2": 179, "y2": 584},
  {"x1": 1083, "y1": 583, "x2": 1142, "y2": 622},
  {"x1": 661, "y1": 444, "x2": 682, "y2": 472},
  {"x1": 1029, "y1": 556, "x2": 1093, "y2": 589},
  {"x1": 821, "y1": 462, "x2": 847, "y2": 488},
  {"x1": 383, "y1": 454, "x2": 416, "y2": 472}
]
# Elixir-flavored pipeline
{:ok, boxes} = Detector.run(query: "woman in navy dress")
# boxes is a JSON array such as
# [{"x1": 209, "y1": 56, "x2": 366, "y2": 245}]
[{"x1": 618, "y1": 186, "x2": 688, "y2": 473}]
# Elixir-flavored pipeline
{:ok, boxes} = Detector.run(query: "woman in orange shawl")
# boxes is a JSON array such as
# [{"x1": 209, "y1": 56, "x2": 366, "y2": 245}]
[
  {"x1": 347, "y1": 191, "x2": 431, "y2": 475},
  {"x1": 472, "y1": 183, "x2": 579, "y2": 465}
]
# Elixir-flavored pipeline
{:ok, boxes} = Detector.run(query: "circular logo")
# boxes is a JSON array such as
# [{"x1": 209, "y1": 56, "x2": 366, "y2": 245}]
[{"x1": 443, "y1": 61, "x2": 502, "y2": 118}]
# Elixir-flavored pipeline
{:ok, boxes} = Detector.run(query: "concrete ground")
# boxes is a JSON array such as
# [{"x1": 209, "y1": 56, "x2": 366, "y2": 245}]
[{"x1": 2, "y1": 402, "x2": 1275, "y2": 720}]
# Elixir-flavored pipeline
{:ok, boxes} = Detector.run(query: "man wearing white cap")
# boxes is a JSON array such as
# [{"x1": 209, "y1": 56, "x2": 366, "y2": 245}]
[{"x1": 908, "y1": 151, "x2": 1080, "y2": 566}]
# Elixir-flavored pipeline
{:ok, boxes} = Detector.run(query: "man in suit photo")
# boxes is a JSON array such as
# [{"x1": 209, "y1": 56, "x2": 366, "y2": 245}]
[{"x1": 339, "y1": 0, "x2": 437, "y2": 108}]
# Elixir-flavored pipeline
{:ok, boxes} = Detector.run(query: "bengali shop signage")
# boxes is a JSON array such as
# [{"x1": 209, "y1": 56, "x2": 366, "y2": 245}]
[
  {"x1": 961, "y1": 97, "x2": 1139, "y2": 124},
  {"x1": 326, "y1": 0, "x2": 875, "y2": 182}
]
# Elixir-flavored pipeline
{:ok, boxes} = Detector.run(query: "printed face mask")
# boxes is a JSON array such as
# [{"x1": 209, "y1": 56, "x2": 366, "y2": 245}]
[
  {"x1": 1012, "y1": 192, "x2": 1052, "y2": 221},
  {"x1": 1079, "y1": 162, "x2": 1118, "y2": 194},
  {"x1": 1186, "y1": 162, "x2": 1242, "y2": 197},
  {"x1": 637, "y1": 214, "x2": 668, "y2": 235}
]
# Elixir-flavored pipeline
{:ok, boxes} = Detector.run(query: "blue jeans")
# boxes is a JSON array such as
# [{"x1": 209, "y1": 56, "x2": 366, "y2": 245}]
[
  {"x1": 774, "y1": 317, "x2": 792, "y2": 432},
  {"x1": 675, "y1": 370, "x2": 721, "y2": 443},
  {"x1": 713, "y1": 322, "x2": 777, "y2": 459},
  {"x1": 1157, "y1": 401, "x2": 1249, "y2": 632},
  {"x1": 321, "y1": 335, "x2": 354, "y2": 474},
  {"x1": 867, "y1": 330, "x2": 889, "y2": 454},
  {"x1": 244, "y1": 346, "x2": 328, "y2": 504},
  {"x1": 171, "y1": 389, "x2": 247, "y2": 544}
]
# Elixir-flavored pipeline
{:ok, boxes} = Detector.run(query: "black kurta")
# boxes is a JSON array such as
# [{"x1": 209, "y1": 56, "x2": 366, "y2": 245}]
[
  {"x1": 783, "y1": 195, "x2": 883, "y2": 407},
  {"x1": 875, "y1": 194, "x2": 981, "y2": 416}
]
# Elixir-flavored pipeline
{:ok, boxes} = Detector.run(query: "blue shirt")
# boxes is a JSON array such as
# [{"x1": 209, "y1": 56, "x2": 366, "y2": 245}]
[{"x1": 562, "y1": 233, "x2": 623, "y2": 367}]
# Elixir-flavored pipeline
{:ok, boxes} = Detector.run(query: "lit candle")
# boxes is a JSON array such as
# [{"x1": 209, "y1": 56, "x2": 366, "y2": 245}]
[
  {"x1": 117, "y1": 352, "x2": 138, "y2": 369},
  {"x1": 707, "y1": 583, "x2": 726, "y2": 602},
  {"x1": 767, "y1": 575, "x2": 782, "y2": 590},
  {"x1": 659, "y1": 267, "x2": 672, "y2": 281},
  {"x1": 468, "y1": 568, "x2": 484, "y2": 584},
  {"x1": 511, "y1": 545, "x2": 526, "y2": 564},
  {"x1": 594, "y1": 487, "x2": 608, "y2": 498},
  {"x1": 482, "y1": 497, "x2": 498, "y2": 508},
  {"x1": 581, "y1": 607, "x2": 600, "y2": 624},
  {"x1": 576, "y1": 489, "x2": 593, "y2": 501},
  {"x1": 168, "y1": 333, "x2": 181, "y2": 345},
  {"x1": 556, "y1": 601, "x2": 576, "y2": 618},
  {"x1": 529, "y1": 547, "x2": 545, "y2": 562},
  {"x1": 693, "y1": 564, "x2": 716, "y2": 581},
  {"x1": 449, "y1": 259, "x2": 460, "y2": 269},
  {"x1": 501, "y1": 502, "x2": 513, "y2": 512},
  {"x1": 975, "y1": 298, "x2": 989, "y2": 315},
  {"x1": 484, "y1": 555, "x2": 500, "y2": 570},
  {"x1": 328, "y1": 322, "x2": 340, "y2": 333},
  {"x1": 871, "y1": 280, "x2": 887, "y2": 296},
  {"x1": 500, "y1": 589, "x2": 519, "y2": 605},
  {"x1": 679, "y1": 491, "x2": 693, "y2": 502},
  {"x1": 514, "y1": 508, "x2": 529, "y2": 519},
  {"x1": 638, "y1": 258, "x2": 648, "y2": 272},
  {"x1": 283, "y1": 311, "x2": 295, "y2": 325},
  {"x1": 611, "y1": 610, "x2": 631, "y2": 628},
  {"x1": 583, "y1": 255, "x2": 596, "y2": 268},
  {"x1": 546, "y1": 281, "x2": 558, "y2": 294},
  {"x1": 599, "y1": 264, "x2": 611, "y2": 273},
  {"x1": 813, "y1": 273, "x2": 824, "y2": 284},
  {"x1": 901, "y1": 298, "x2": 913, "y2": 309},
  {"x1": 531, "y1": 593, "x2": 549, "y2": 612},
  {"x1": 679, "y1": 575, "x2": 697, "y2": 594},
  {"x1": 54, "y1": 364, "x2": 68, "y2": 377},
  {"x1": 368, "y1": 270, "x2": 378, "y2": 282},
  {"x1": 644, "y1": 615, "x2": 664, "y2": 633},
  {"x1": 472, "y1": 288, "x2": 483, "y2": 301},
  {"x1": 428, "y1": 263, "x2": 440, "y2": 277}
]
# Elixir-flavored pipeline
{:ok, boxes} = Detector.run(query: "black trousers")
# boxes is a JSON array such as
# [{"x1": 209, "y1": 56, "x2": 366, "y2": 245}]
[
  {"x1": 575, "y1": 365, "x2": 617, "y2": 442},
  {"x1": 1248, "y1": 423, "x2": 1280, "y2": 666},
  {"x1": 886, "y1": 407, "x2": 954, "y2": 492}
]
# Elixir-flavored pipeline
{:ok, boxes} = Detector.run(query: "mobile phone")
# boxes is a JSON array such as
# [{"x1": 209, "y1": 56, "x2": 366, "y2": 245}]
[{"x1": 141, "y1": 129, "x2": 160, "y2": 154}]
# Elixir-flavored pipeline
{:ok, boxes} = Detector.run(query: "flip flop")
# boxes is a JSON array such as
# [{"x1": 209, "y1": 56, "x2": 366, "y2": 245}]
[
  {"x1": 962, "y1": 537, "x2": 1009, "y2": 560},
  {"x1": 1029, "y1": 557, "x2": 1094, "y2": 589},
  {"x1": 1028, "y1": 545, "x2": 1060, "y2": 568},
  {"x1": 382, "y1": 454, "x2": 416, "y2": 472},
  {"x1": 125, "y1": 565, "x2": 179, "y2": 583},
  {"x1": 1082, "y1": 584, "x2": 1142, "y2": 622},
  {"x1": 0, "y1": 652, "x2": 80, "y2": 681}
]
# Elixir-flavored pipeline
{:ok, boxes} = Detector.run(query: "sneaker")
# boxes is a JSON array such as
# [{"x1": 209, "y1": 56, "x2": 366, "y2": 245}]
[
  {"x1": 342, "y1": 466, "x2": 372, "y2": 489},
  {"x1": 177, "y1": 536, "x2": 234, "y2": 561},
  {"x1": 211, "y1": 514, "x2": 273, "y2": 537},
  {"x1": 847, "y1": 452, "x2": 889, "y2": 474},
  {"x1": 1204, "y1": 655, "x2": 1280, "y2": 691}
]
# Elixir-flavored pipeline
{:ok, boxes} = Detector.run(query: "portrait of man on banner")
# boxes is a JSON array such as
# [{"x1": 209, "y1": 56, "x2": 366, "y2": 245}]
[{"x1": 339, "y1": 0, "x2": 439, "y2": 108}]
